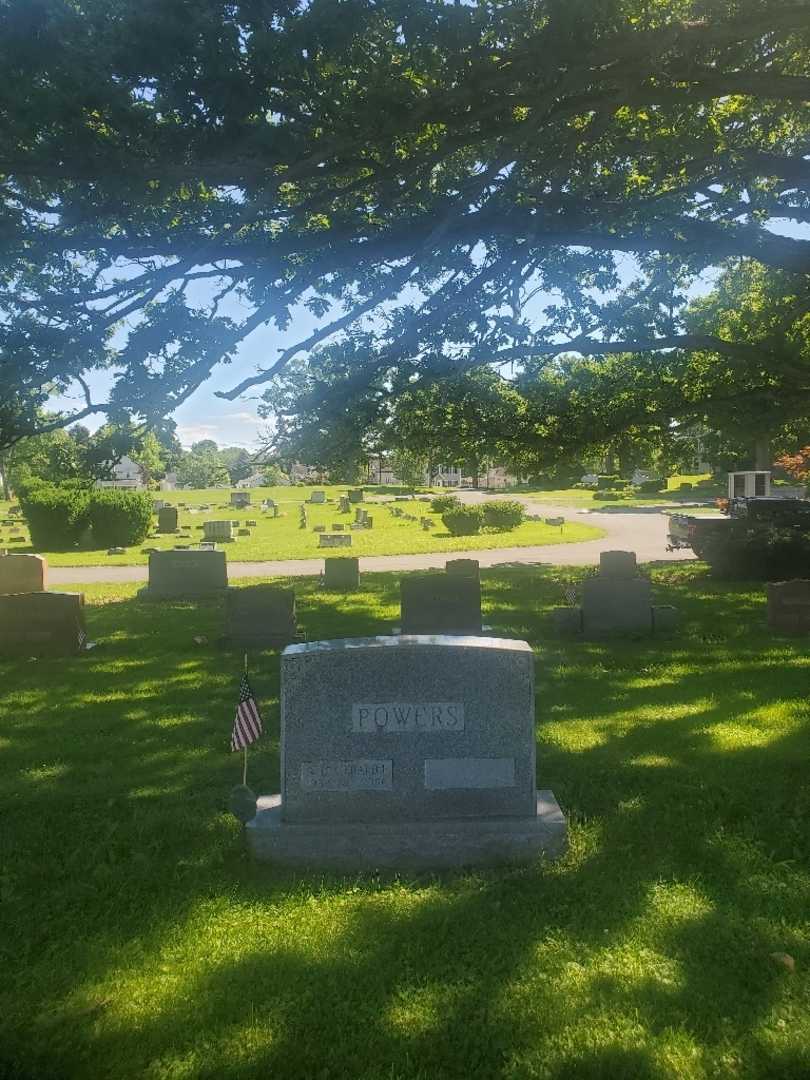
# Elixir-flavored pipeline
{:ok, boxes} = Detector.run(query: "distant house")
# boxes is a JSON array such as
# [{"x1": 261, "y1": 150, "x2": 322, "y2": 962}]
[
  {"x1": 96, "y1": 456, "x2": 145, "y2": 490},
  {"x1": 365, "y1": 456, "x2": 517, "y2": 489}
]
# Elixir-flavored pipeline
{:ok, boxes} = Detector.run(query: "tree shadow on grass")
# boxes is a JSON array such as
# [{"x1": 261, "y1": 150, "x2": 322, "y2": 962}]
[{"x1": 1, "y1": 567, "x2": 808, "y2": 1078}]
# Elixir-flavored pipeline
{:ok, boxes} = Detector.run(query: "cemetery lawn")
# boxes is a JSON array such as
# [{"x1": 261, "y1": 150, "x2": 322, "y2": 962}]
[
  {"x1": 2, "y1": 564, "x2": 809, "y2": 1079},
  {"x1": 0, "y1": 487, "x2": 603, "y2": 566}
]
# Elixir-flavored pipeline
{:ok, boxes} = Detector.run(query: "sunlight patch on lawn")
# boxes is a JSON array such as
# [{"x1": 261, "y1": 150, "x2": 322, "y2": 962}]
[
  {"x1": 21, "y1": 761, "x2": 70, "y2": 784},
  {"x1": 703, "y1": 701, "x2": 804, "y2": 750}
]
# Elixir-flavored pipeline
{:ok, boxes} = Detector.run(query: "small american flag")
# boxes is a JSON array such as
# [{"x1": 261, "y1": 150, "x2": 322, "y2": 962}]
[{"x1": 231, "y1": 673, "x2": 263, "y2": 752}]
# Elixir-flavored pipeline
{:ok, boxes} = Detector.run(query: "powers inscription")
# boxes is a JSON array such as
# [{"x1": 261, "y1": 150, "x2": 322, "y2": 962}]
[
  {"x1": 300, "y1": 759, "x2": 393, "y2": 791},
  {"x1": 352, "y1": 702, "x2": 464, "y2": 733}
]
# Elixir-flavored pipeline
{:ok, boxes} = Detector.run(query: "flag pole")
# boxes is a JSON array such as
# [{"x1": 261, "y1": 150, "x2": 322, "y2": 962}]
[{"x1": 243, "y1": 652, "x2": 249, "y2": 786}]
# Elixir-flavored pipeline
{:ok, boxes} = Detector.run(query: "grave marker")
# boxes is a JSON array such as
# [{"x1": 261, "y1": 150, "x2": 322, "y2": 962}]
[
  {"x1": 142, "y1": 549, "x2": 228, "y2": 598},
  {"x1": 246, "y1": 635, "x2": 566, "y2": 869},
  {"x1": 226, "y1": 585, "x2": 298, "y2": 647},
  {"x1": 0, "y1": 553, "x2": 47, "y2": 594},
  {"x1": 767, "y1": 580, "x2": 810, "y2": 634},
  {"x1": 401, "y1": 573, "x2": 482, "y2": 635},
  {"x1": 323, "y1": 556, "x2": 360, "y2": 590},
  {"x1": 0, "y1": 591, "x2": 87, "y2": 656},
  {"x1": 157, "y1": 506, "x2": 179, "y2": 533}
]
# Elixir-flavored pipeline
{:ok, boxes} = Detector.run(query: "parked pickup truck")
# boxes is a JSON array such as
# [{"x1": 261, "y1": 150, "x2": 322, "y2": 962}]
[{"x1": 667, "y1": 497, "x2": 810, "y2": 559}]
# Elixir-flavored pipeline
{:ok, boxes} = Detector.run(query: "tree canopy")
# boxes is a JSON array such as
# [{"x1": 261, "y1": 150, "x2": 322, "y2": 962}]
[{"x1": 2, "y1": 0, "x2": 810, "y2": 450}]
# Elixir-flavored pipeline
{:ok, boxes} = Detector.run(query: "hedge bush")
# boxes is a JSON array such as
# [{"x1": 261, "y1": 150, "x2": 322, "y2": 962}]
[
  {"x1": 637, "y1": 478, "x2": 665, "y2": 493},
  {"x1": 431, "y1": 494, "x2": 461, "y2": 514},
  {"x1": 481, "y1": 499, "x2": 525, "y2": 530},
  {"x1": 20, "y1": 485, "x2": 154, "y2": 549},
  {"x1": 596, "y1": 474, "x2": 620, "y2": 490},
  {"x1": 442, "y1": 506, "x2": 484, "y2": 536},
  {"x1": 19, "y1": 485, "x2": 92, "y2": 550},
  {"x1": 702, "y1": 526, "x2": 810, "y2": 579},
  {"x1": 87, "y1": 489, "x2": 153, "y2": 548}
]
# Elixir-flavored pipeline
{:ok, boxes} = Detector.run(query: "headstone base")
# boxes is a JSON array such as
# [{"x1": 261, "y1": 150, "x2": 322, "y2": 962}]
[{"x1": 246, "y1": 790, "x2": 567, "y2": 871}]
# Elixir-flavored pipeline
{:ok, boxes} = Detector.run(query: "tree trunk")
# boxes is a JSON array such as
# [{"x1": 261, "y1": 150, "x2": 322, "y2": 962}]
[
  {"x1": 0, "y1": 452, "x2": 10, "y2": 501},
  {"x1": 753, "y1": 435, "x2": 771, "y2": 470}
]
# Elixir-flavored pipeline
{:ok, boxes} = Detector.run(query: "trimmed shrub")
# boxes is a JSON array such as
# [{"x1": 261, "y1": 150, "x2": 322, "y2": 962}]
[
  {"x1": 431, "y1": 494, "x2": 461, "y2": 514},
  {"x1": 678, "y1": 481, "x2": 693, "y2": 490},
  {"x1": 611, "y1": 478, "x2": 632, "y2": 491},
  {"x1": 481, "y1": 499, "x2": 525, "y2": 531},
  {"x1": 637, "y1": 478, "x2": 665, "y2": 494},
  {"x1": 702, "y1": 526, "x2": 810, "y2": 579},
  {"x1": 596, "y1": 474, "x2": 620, "y2": 490},
  {"x1": 88, "y1": 490, "x2": 153, "y2": 548},
  {"x1": 442, "y1": 506, "x2": 484, "y2": 536},
  {"x1": 596, "y1": 491, "x2": 620, "y2": 501},
  {"x1": 19, "y1": 485, "x2": 92, "y2": 550}
]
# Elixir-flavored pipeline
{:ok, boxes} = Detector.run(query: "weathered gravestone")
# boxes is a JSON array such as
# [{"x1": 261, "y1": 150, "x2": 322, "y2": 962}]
[
  {"x1": 225, "y1": 585, "x2": 298, "y2": 647},
  {"x1": 319, "y1": 532, "x2": 352, "y2": 548},
  {"x1": 246, "y1": 635, "x2": 567, "y2": 869},
  {"x1": 348, "y1": 489, "x2": 364, "y2": 503},
  {"x1": 323, "y1": 557, "x2": 360, "y2": 591},
  {"x1": 0, "y1": 553, "x2": 47, "y2": 594},
  {"x1": 400, "y1": 573, "x2": 482, "y2": 635},
  {"x1": 309, "y1": 490, "x2": 326, "y2": 504},
  {"x1": 231, "y1": 491, "x2": 251, "y2": 508},
  {"x1": 581, "y1": 551, "x2": 652, "y2": 634},
  {"x1": 551, "y1": 551, "x2": 677, "y2": 636},
  {"x1": 157, "y1": 506, "x2": 179, "y2": 534},
  {"x1": 203, "y1": 520, "x2": 234, "y2": 543},
  {"x1": 767, "y1": 580, "x2": 810, "y2": 634},
  {"x1": 339, "y1": 497, "x2": 351, "y2": 514},
  {"x1": 142, "y1": 549, "x2": 228, "y2": 598},
  {"x1": 0, "y1": 592, "x2": 87, "y2": 656},
  {"x1": 446, "y1": 558, "x2": 480, "y2": 581}
]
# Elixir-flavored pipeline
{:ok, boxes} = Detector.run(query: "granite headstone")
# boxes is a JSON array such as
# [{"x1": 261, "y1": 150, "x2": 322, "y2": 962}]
[{"x1": 246, "y1": 635, "x2": 566, "y2": 869}]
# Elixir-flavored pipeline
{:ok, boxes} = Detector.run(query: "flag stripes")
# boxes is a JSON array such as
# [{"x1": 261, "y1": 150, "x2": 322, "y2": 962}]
[{"x1": 231, "y1": 673, "x2": 263, "y2": 751}]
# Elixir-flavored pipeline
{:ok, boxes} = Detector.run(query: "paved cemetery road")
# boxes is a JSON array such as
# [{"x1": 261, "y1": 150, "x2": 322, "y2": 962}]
[{"x1": 48, "y1": 499, "x2": 696, "y2": 585}]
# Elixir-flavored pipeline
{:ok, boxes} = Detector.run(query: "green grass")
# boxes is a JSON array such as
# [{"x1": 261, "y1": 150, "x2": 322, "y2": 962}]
[
  {"x1": 0, "y1": 486, "x2": 603, "y2": 566},
  {"x1": 2, "y1": 564, "x2": 809, "y2": 1078}
]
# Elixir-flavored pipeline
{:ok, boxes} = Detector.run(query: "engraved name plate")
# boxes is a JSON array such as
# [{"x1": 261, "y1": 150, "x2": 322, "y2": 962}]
[
  {"x1": 424, "y1": 757, "x2": 516, "y2": 790},
  {"x1": 352, "y1": 702, "x2": 464, "y2": 733},
  {"x1": 300, "y1": 759, "x2": 393, "y2": 791}
]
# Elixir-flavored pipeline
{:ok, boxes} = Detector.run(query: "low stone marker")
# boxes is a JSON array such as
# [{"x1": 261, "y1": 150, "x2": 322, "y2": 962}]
[
  {"x1": 0, "y1": 553, "x2": 47, "y2": 594},
  {"x1": 767, "y1": 580, "x2": 810, "y2": 633},
  {"x1": 231, "y1": 492, "x2": 251, "y2": 508},
  {"x1": 309, "y1": 490, "x2": 326, "y2": 504},
  {"x1": 319, "y1": 533, "x2": 352, "y2": 548},
  {"x1": 0, "y1": 592, "x2": 88, "y2": 656},
  {"x1": 142, "y1": 549, "x2": 228, "y2": 599},
  {"x1": 313, "y1": 524, "x2": 326, "y2": 533},
  {"x1": 332, "y1": 523, "x2": 345, "y2": 531},
  {"x1": 225, "y1": 585, "x2": 298, "y2": 647},
  {"x1": 203, "y1": 520, "x2": 234, "y2": 543},
  {"x1": 246, "y1": 635, "x2": 566, "y2": 870},
  {"x1": 157, "y1": 506, "x2": 179, "y2": 533},
  {"x1": 446, "y1": 558, "x2": 480, "y2": 581},
  {"x1": 400, "y1": 573, "x2": 482, "y2": 635},
  {"x1": 323, "y1": 556, "x2": 360, "y2": 591}
]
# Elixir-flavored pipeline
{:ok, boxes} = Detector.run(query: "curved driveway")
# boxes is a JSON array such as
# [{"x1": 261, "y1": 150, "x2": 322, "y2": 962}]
[{"x1": 48, "y1": 496, "x2": 695, "y2": 585}]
